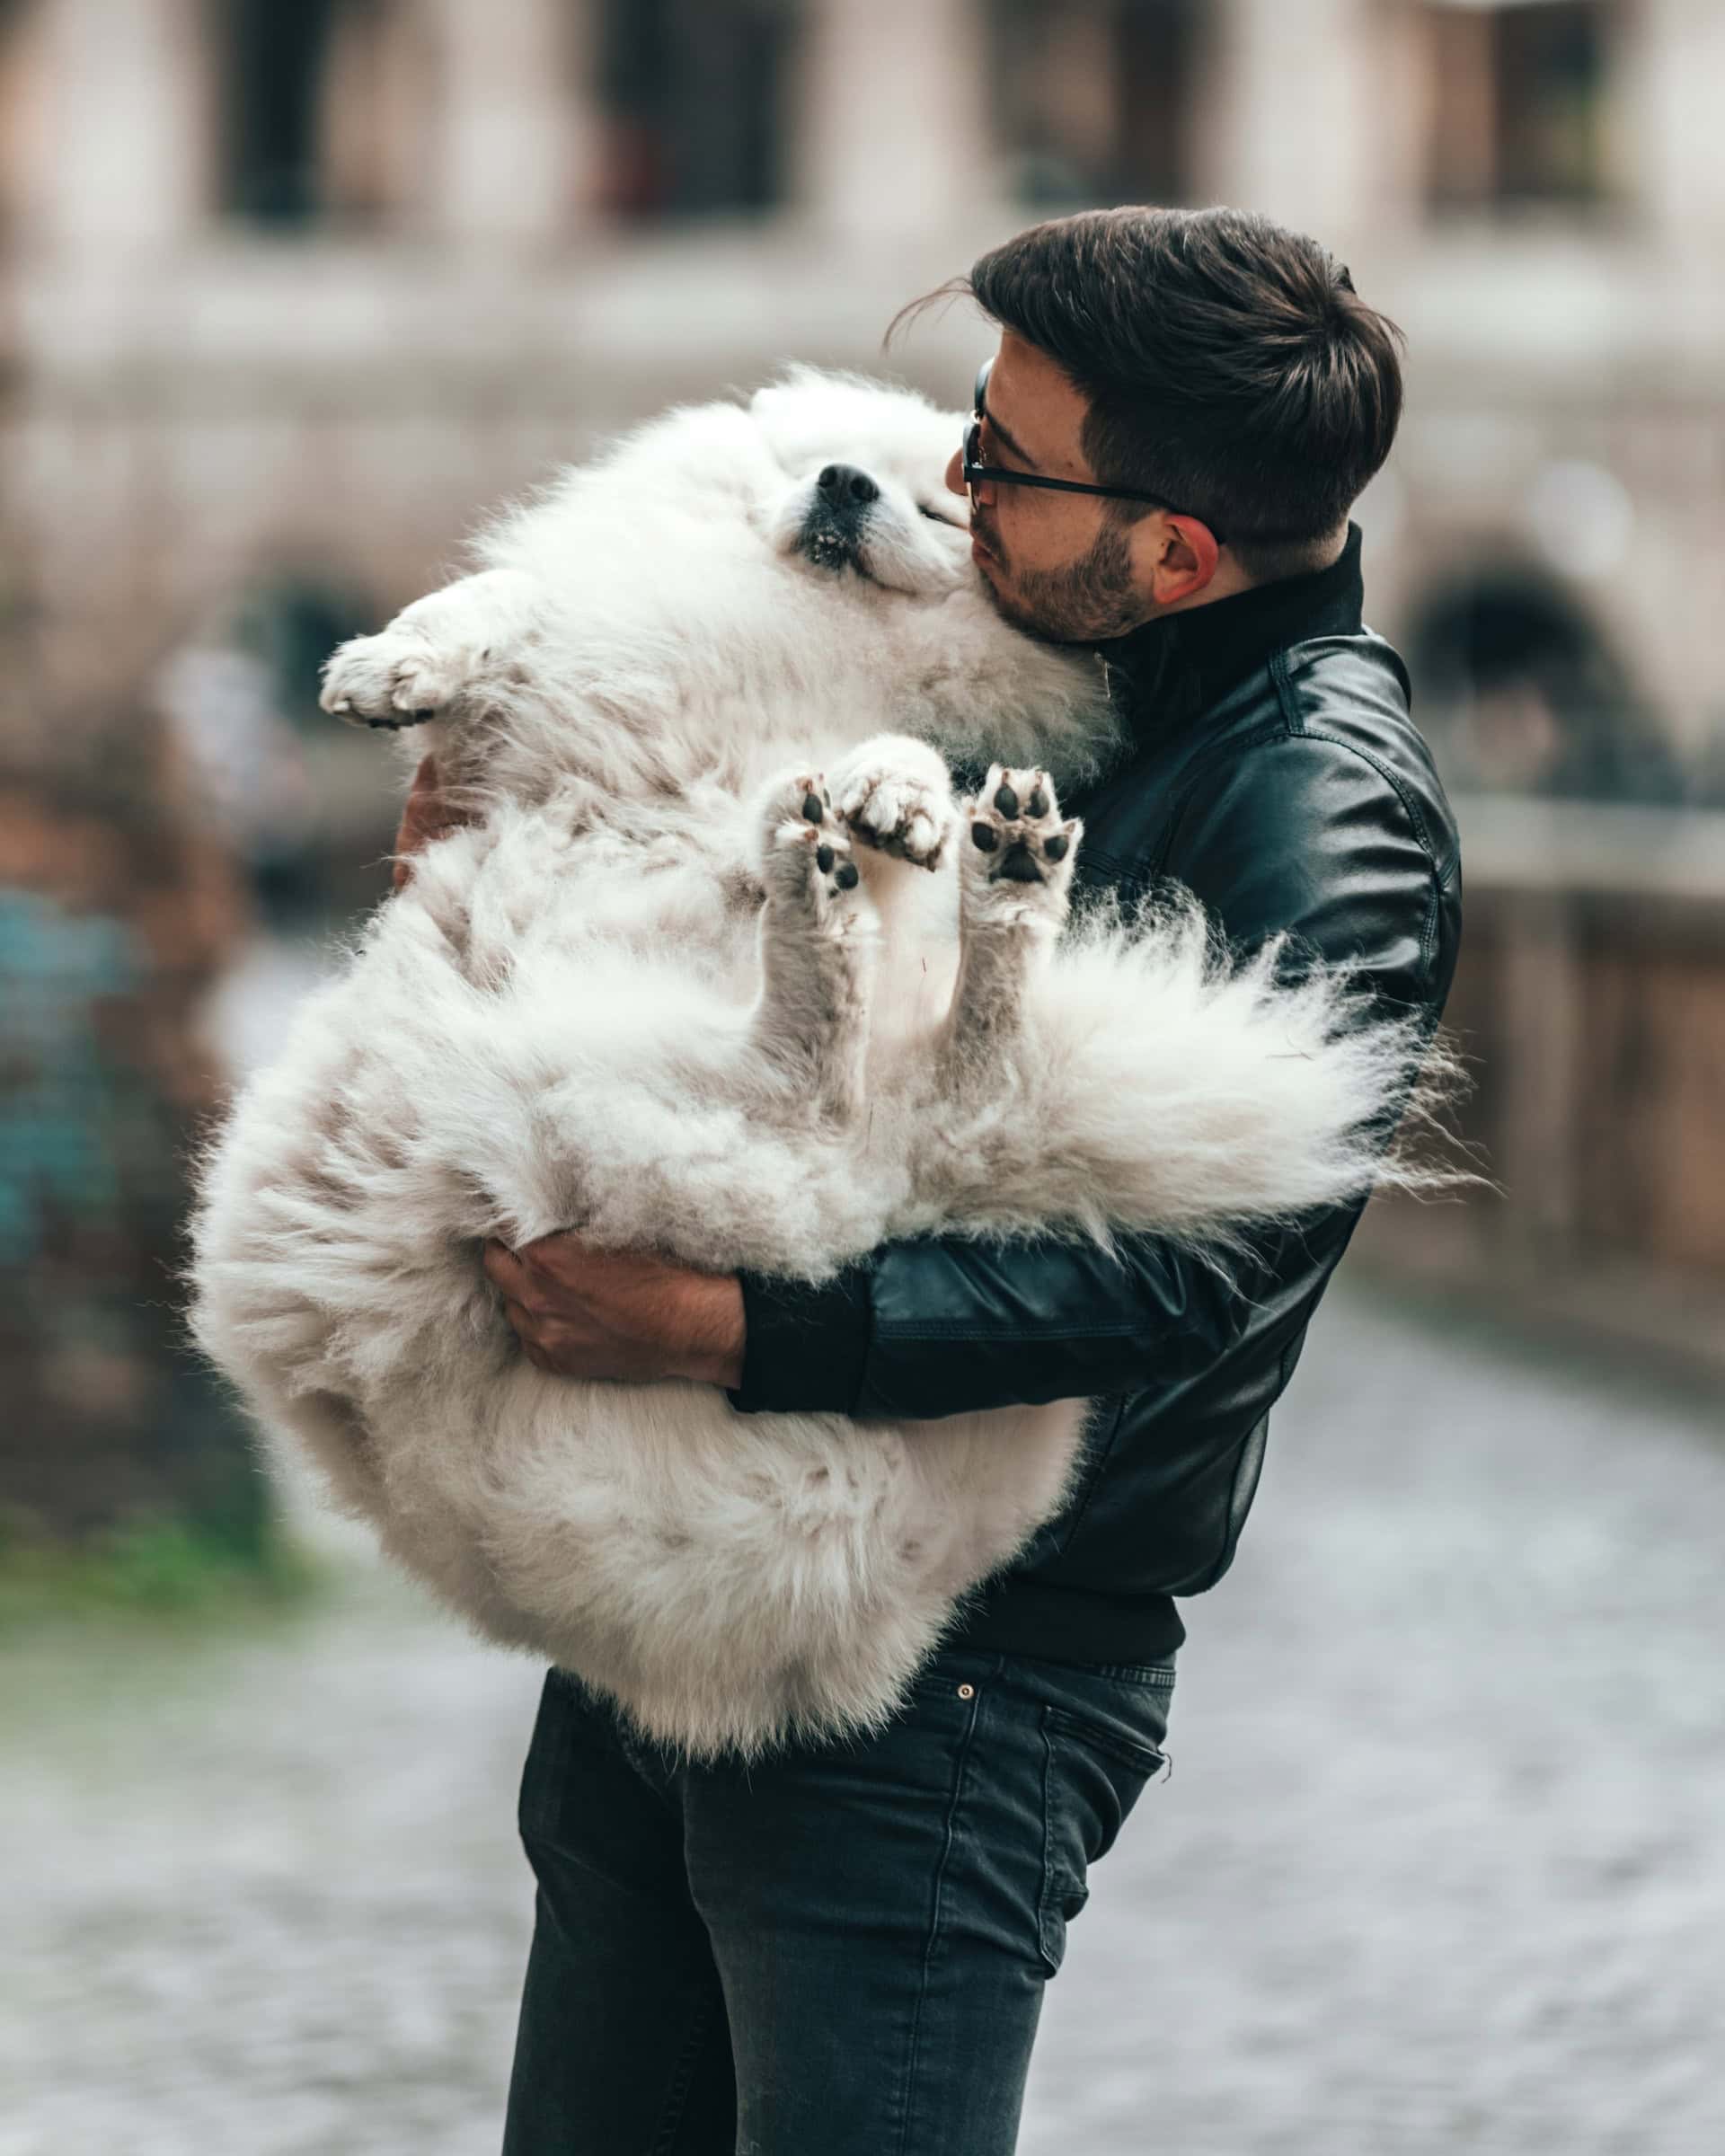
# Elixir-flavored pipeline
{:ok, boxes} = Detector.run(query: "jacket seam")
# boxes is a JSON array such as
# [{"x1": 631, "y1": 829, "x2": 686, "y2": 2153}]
[
  {"x1": 1281, "y1": 714, "x2": 1444, "y2": 871},
  {"x1": 1035, "y1": 1392, "x2": 1130, "y2": 1567},
  {"x1": 1257, "y1": 691, "x2": 1450, "y2": 978},
  {"x1": 877, "y1": 1318, "x2": 1146, "y2": 1344},
  {"x1": 1185, "y1": 1409, "x2": 1274, "y2": 1598},
  {"x1": 1291, "y1": 728, "x2": 1444, "y2": 978},
  {"x1": 1146, "y1": 716, "x2": 1295, "y2": 881},
  {"x1": 1073, "y1": 845, "x2": 1146, "y2": 893}
]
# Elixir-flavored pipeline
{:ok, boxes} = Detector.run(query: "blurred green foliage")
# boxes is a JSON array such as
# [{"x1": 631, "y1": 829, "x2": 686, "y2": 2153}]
[{"x1": 0, "y1": 1512, "x2": 318, "y2": 1633}]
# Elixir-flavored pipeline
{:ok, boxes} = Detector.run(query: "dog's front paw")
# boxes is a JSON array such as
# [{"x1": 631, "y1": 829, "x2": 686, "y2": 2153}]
[
  {"x1": 760, "y1": 772, "x2": 868, "y2": 923},
  {"x1": 830, "y1": 738, "x2": 955, "y2": 870},
  {"x1": 960, "y1": 765, "x2": 1081, "y2": 915},
  {"x1": 320, "y1": 630, "x2": 472, "y2": 730}
]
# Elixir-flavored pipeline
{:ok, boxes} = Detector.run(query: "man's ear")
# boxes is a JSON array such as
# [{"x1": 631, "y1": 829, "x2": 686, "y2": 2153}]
[{"x1": 1130, "y1": 512, "x2": 1222, "y2": 608}]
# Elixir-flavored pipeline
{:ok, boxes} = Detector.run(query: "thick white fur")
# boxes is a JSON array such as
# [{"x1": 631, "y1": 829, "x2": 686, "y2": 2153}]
[{"x1": 192, "y1": 372, "x2": 1432, "y2": 1759}]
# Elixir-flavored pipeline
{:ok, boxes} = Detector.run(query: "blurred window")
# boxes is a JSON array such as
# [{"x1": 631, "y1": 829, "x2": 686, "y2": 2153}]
[
  {"x1": 1409, "y1": 571, "x2": 1681, "y2": 805},
  {"x1": 1422, "y1": 0, "x2": 1613, "y2": 212},
  {"x1": 0, "y1": 0, "x2": 38, "y2": 239},
  {"x1": 223, "y1": 0, "x2": 337, "y2": 225},
  {"x1": 221, "y1": 0, "x2": 407, "y2": 229},
  {"x1": 597, "y1": 0, "x2": 797, "y2": 217},
  {"x1": 989, "y1": 0, "x2": 1205, "y2": 209}
]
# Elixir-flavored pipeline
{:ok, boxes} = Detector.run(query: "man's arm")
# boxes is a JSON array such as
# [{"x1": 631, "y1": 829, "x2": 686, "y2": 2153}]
[
  {"x1": 729, "y1": 1222, "x2": 1279, "y2": 1418},
  {"x1": 733, "y1": 729, "x2": 1454, "y2": 1419}
]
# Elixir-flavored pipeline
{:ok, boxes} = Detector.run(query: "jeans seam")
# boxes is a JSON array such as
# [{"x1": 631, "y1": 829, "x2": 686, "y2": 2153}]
[
  {"x1": 646, "y1": 1988, "x2": 718, "y2": 2156},
  {"x1": 1037, "y1": 1708, "x2": 1061, "y2": 1973},
  {"x1": 895, "y1": 1682, "x2": 984, "y2": 2156}
]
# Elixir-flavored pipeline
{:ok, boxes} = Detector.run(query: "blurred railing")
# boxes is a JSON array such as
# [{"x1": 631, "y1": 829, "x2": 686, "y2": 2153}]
[{"x1": 1360, "y1": 795, "x2": 1725, "y2": 1373}]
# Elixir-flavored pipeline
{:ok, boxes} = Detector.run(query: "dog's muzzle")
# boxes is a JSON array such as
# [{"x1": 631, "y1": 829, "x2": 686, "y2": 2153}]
[{"x1": 798, "y1": 462, "x2": 879, "y2": 572}]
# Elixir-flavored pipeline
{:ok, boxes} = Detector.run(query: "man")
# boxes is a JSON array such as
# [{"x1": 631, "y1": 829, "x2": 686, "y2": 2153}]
[{"x1": 407, "y1": 208, "x2": 1460, "y2": 2153}]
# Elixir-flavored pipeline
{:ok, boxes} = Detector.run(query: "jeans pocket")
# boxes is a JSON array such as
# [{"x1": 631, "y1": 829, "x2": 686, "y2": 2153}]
[
  {"x1": 518, "y1": 1667, "x2": 643, "y2": 1845},
  {"x1": 1036, "y1": 1702, "x2": 1168, "y2": 1976}
]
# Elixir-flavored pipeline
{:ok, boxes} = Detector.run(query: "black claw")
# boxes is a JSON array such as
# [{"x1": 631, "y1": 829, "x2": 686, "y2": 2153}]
[
  {"x1": 1028, "y1": 786, "x2": 1049, "y2": 817},
  {"x1": 1043, "y1": 833, "x2": 1069, "y2": 862},
  {"x1": 835, "y1": 861, "x2": 860, "y2": 890},
  {"x1": 994, "y1": 782, "x2": 1020, "y2": 818},
  {"x1": 816, "y1": 844, "x2": 835, "y2": 873},
  {"x1": 802, "y1": 791, "x2": 825, "y2": 825},
  {"x1": 970, "y1": 820, "x2": 999, "y2": 853}
]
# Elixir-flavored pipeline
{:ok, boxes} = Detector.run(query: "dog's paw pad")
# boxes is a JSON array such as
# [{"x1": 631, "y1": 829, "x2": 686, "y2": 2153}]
[
  {"x1": 792, "y1": 817, "x2": 862, "y2": 906},
  {"x1": 762, "y1": 773, "x2": 865, "y2": 906},
  {"x1": 962, "y1": 766, "x2": 1080, "y2": 894},
  {"x1": 765, "y1": 772, "x2": 832, "y2": 835}
]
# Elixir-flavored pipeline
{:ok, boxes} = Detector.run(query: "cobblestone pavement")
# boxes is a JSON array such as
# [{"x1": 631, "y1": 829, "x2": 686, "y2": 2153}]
[{"x1": 4, "y1": 1287, "x2": 1722, "y2": 2155}]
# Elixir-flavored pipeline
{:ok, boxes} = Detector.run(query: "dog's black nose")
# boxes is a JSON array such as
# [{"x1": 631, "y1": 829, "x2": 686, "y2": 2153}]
[{"x1": 817, "y1": 464, "x2": 880, "y2": 509}]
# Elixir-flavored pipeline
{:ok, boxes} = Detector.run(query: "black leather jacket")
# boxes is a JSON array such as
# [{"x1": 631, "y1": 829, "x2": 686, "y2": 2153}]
[{"x1": 730, "y1": 526, "x2": 1462, "y2": 1666}]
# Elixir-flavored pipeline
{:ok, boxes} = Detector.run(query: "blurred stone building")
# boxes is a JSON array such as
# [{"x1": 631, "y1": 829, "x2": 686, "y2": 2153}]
[
  {"x1": 2, "y1": 0, "x2": 1723, "y2": 805},
  {"x1": 1, "y1": 0, "x2": 1721, "y2": 1418}
]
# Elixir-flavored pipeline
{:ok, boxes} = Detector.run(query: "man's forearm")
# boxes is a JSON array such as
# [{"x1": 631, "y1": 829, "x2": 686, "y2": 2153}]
[{"x1": 730, "y1": 1225, "x2": 1300, "y2": 1421}]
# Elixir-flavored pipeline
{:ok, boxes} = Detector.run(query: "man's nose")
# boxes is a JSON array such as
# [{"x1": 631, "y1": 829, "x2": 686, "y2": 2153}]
[
  {"x1": 817, "y1": 464, "x2": 880, "y2": 511},
  {"x1": 944, "y1": 447, "x2": 968, "y2": 500}
]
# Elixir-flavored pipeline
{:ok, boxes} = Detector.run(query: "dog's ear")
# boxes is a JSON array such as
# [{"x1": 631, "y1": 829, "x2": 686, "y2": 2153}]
[
  {"x1": 749, "y1": 367, "x2": 837, "y2": 431},
  {"x1": 747, "y1": 378, "x2": 819, "y2": 472},
  {"x1": 748, "y1": 376, "x2": 810, "y2": 434}
]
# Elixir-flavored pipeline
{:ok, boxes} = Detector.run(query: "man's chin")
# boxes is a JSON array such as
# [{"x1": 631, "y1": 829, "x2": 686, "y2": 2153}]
[
  {"x1": 975, "y1": 567, "x2": 1031, "y2": 631},
  {"x1": 978, "y1": 569, "x2": 1089, "y2": 644}
]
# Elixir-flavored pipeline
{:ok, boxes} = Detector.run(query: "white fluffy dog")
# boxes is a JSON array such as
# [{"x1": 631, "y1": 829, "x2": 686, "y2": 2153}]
[{"x1": 192, "y1": 371, "x2": 1429, "y2": 1759}]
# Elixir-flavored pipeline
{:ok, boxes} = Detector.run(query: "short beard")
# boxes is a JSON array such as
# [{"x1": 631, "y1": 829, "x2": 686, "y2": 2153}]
[{"x1": 981, "y1": 516, "x2": 1147, "y2": 643}]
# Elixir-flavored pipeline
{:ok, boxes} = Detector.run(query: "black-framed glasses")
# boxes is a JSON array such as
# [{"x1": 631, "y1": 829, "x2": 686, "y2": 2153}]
[{"x1": 963, "y1": 359, "x2": 1225, "y2": 542}]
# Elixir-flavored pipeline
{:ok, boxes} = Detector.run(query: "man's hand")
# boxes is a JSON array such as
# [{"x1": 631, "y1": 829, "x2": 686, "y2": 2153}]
[
  {"x1": 482, "y1": 1235, "x2": 747, "y2": 1390},
  {"x1": 392, "y1": 754, "x2": 470, "y2": 890}
]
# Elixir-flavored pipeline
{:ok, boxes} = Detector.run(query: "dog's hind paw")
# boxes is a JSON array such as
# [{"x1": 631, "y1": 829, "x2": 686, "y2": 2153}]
[
  {"x1": 759, "y1": 771, "x2": 868, "y2": 925},
  {"x1": 960, "y1": 765, "x2": 1080, "y2": 917},
  {"x1": 320, "y1": 630, "x2": 473, "y2": 729}
]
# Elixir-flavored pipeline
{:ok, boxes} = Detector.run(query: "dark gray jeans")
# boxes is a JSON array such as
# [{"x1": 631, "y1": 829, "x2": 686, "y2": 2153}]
[{"x1": 500, "y1": 1644, "x2": 1175, "y2": 2154}]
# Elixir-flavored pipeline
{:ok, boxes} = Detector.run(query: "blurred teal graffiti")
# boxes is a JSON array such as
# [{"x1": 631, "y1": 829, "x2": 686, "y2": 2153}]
[
  {"x1": 0, "y1": 891, "x2": 144, "y2": 1266},
  {"x1": 0, "y1": 878, "x2": 270, "y2": 1551}
]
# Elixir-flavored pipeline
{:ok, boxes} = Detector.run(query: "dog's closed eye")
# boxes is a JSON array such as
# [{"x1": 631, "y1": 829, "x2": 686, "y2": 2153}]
[{"x1": 918, "y1": 506, "x2": 961, "y2": 528}]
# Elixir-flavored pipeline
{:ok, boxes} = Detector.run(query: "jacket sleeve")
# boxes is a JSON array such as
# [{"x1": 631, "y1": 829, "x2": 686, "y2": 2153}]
[{"x1": 729, "y1": 731, "x2": 1452, "y2": 1421}]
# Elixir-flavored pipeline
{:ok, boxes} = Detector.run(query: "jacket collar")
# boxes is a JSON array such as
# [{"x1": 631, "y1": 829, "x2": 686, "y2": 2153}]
[{"x1": 1096, "y1": 523, "x2": 1366, "y2": 731}]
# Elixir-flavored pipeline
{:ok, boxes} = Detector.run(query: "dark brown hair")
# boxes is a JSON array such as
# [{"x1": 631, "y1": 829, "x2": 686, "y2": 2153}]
[{"x1": 916, "y1": 206, "x2": 1404, "y2": 580}]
